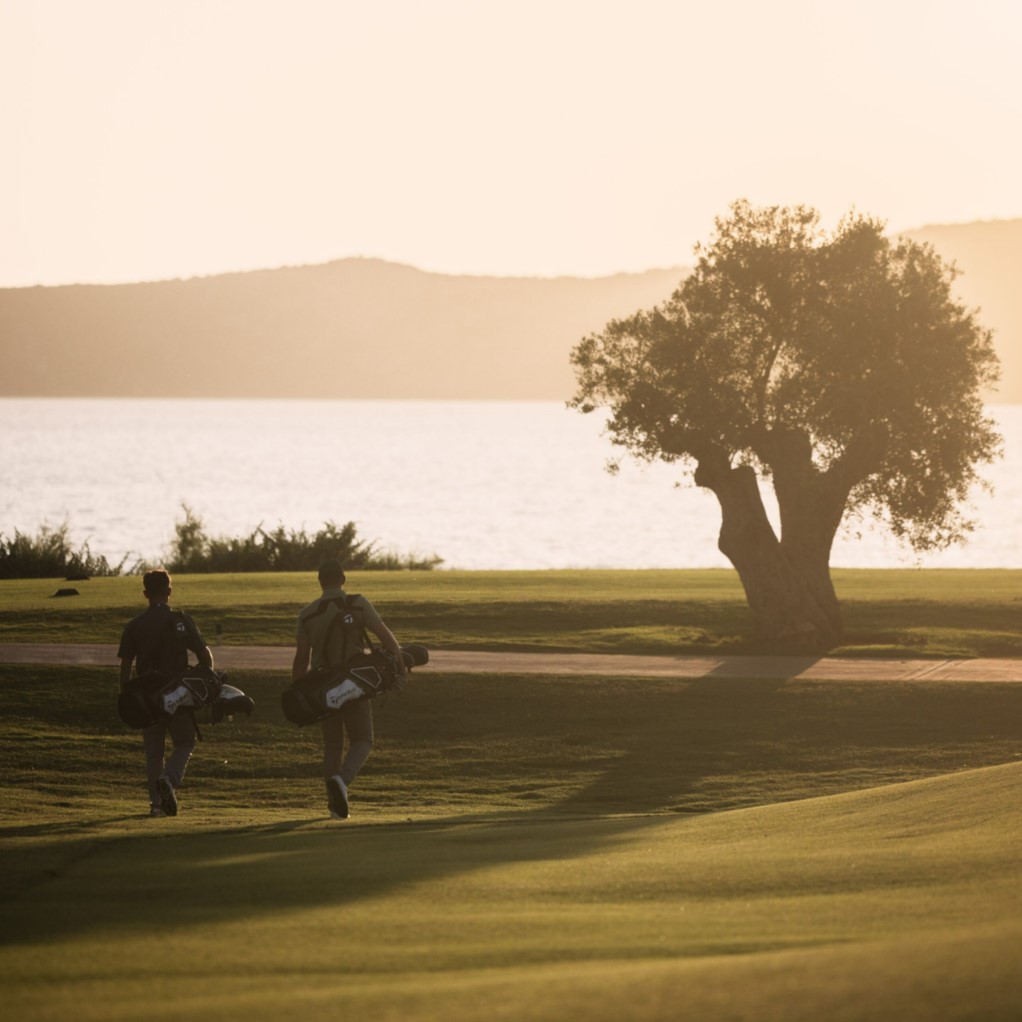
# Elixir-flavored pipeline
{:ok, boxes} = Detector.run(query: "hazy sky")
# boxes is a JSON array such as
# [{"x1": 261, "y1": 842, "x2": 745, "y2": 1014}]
[{"x1": 2, "y1": 0, "x2": 1019, "y2": 286}]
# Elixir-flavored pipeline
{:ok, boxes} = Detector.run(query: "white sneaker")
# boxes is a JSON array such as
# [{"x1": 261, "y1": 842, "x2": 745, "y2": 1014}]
[{"x1": 326, "y1": 775, "x2": 349, "y2": 819}]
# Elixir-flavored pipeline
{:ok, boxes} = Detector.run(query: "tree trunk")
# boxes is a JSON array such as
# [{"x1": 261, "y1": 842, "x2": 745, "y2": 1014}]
[{"x1": 694, "y1": 454, "x2": 842, "y2": 648}]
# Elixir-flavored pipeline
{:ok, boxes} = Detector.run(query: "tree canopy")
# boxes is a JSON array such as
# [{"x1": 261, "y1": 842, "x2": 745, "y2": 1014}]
[{"x1": 571, "y1": 201, "x2": 1001, "y2": 645}]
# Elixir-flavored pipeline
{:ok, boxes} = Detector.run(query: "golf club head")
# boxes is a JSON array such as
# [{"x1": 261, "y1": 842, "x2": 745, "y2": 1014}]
[{"x1": 401, "y1": 644, "x2": 429, "y2": 668}]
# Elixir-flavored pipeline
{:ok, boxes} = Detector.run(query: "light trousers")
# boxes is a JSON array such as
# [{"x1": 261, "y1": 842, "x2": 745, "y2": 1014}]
[
  {"x1": 142, "y1": 713, "x2": 196, "y2": 807},
  {"x1": 321, "y1": 698, "x2": 374, "y2": 786}
]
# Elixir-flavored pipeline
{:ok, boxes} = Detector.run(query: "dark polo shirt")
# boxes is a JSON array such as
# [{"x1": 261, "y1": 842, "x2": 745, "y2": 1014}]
[{"x1": 118, "y1": 603, "x2": 210, "y2": 676}]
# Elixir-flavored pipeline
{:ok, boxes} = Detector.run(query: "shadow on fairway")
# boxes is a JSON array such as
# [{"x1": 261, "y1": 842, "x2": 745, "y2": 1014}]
[
  {"x1": 11, "y1": 812, "x2": 689, "y2": 936},
  {"x1": 0, "y1": 815, "x2": 142, "y2": 839}
]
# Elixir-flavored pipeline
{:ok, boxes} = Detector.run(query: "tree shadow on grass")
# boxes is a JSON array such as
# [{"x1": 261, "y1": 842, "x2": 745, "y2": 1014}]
[{"x1": 552, "y1": 674, "x2": 788, "y2": 816}]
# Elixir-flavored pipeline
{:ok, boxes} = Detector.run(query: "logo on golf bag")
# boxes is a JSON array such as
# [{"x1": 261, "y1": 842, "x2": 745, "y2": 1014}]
[
  {"x1": 117, "y1": 665, "x2": 254, "y2": 729},
  {"x1": 281, "y1": 645, "x2": 429, "y2": 727}
]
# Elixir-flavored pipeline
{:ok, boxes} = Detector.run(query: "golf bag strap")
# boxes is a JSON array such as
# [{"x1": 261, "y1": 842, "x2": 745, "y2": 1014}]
[{"x1": 320, "y1": 595, "x2": 372, "y2": 669}]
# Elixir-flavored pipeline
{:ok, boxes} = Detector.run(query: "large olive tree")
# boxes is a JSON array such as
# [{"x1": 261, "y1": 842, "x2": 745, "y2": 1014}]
[{"x1": 570, "y1": 201, "x2": 1001, "y2": 646}]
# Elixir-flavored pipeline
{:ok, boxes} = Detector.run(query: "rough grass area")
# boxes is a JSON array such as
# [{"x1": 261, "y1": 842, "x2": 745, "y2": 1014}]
[
  {"x1": 1, "y1": 657, "x2": 1021, "y2": 1021},
  {"x1": 3, "y1": 665, "x2": 1022, "y2": 836},
  {"x1": 1, "y1": 567, "x2": 1020, "y2": 656}
]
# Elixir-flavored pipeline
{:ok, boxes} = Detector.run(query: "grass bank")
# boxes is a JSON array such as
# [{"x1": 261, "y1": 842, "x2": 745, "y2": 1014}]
[
  {"x1": 5, "y1": 768, "x2": 1021, "y2": 1022},
  {"x1": 1, "y1": 567, "x2": 1020, "y2": 657}
]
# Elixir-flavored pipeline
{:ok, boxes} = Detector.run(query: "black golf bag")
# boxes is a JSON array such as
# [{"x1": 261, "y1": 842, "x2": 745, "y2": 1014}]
[
  {"x1": 118, "y1": 664, "x2": 255, "y2": 729},
  {"x1": 281, "y1": 644, "x2": 429, "y2": 727}
]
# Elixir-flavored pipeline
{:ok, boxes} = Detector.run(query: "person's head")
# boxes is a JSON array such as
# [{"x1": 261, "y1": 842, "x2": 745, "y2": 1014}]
[
  {"x1": 317, "y1": 560, "x2": 346, "y2": 590},
  {"x1": 142, "y1": 568, "x2": 172, "y2": 604}
]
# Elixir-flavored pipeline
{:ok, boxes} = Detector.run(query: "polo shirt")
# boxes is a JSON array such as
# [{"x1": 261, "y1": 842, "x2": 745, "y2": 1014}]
[{"x1": 118, "y1": 603, "x2": 209, "y2": 675}]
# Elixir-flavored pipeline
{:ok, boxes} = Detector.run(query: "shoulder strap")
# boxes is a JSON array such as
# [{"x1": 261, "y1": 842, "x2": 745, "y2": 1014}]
[
  {"x1": 347, "y1": 594, "x2": 374, "y2": 639},
  {"x1": 319, "y1": 595, "x2": 370, "y2": 667}
]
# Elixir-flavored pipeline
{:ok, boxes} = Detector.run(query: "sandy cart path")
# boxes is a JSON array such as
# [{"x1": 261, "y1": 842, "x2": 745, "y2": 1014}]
[{"x1": 2, "y1": 643, "x2": 1022, "y2": 682}]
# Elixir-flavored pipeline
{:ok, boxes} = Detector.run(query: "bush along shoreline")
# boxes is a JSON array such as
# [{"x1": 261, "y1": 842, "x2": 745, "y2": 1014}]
[
  {"x1": 0, "y1": 507, "x2": 442, "y2": 579},
  {"x1": 0, "y1": 521, "x2": 133, "y2": 580}
]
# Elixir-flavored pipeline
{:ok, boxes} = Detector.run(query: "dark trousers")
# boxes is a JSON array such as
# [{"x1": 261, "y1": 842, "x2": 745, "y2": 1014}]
[{"x1": 142, "y1": 712, "x2": 196, "y2": 807}]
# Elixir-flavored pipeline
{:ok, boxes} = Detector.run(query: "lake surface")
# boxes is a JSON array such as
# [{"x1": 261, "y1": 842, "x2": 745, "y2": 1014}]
[{"x1": 1, "y1": 399, "x2": 1020, "y2": 570}]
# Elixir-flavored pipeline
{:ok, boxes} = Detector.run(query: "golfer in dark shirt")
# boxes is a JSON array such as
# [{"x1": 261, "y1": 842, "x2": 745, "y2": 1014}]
[{"x1": 118, "y1": 569, "x2": 213, "y2": 817}]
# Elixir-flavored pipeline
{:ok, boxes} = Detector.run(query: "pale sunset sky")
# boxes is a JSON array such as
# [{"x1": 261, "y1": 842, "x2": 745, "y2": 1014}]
[{"x1": 1, "y1": 0, "x2": 1019, "y2": 287}]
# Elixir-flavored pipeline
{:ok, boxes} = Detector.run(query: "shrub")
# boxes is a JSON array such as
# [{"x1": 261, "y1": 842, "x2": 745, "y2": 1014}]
[
  {"x1": 0, "y1": 521, "x2": 134, "y2": 579},
  {"x1": 162, "y1": 506, "x2": 441, "y2": 573}
]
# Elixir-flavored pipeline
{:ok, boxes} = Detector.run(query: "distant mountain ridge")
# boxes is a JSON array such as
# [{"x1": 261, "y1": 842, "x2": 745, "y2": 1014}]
[
  {"x1": 0, "y1": 260, "x2": 687, "y2": 400},
  {"x1": 1, "y1": 219, "x2": 1019, "y2": 402}
]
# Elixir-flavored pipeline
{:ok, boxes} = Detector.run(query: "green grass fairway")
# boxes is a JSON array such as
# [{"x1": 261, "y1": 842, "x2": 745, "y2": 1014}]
[
  {"x1": 3, "y1": 767, "x2": 1020, "y2": 1022},
  {"x1": 2, "y1": 567, "x2": 1020, "y2": 656},
  {"x1": 2, "y1": 658, "x2": 1022, "y2": 1020}
]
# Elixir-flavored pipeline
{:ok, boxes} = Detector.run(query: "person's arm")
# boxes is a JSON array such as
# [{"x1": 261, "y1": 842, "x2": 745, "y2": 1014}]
[
  {"x1": 117, "y1": 626, "x2": 134, "y2": 689},
  {"x1": 356, "y1": 596, "x2": 406, "y2": 679},
  {"x1": 369, "y1": 620, "x2": 409, "y2": 681},
  {"x1": 182, "y1": 615, "x2": 214, "y2": 668},
  {"x1": 292, "y1": 635, "x2": 312, "y2": 683}
]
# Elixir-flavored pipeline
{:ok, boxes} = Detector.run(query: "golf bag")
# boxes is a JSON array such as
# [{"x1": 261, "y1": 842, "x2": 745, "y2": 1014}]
[
  {"x1": 281, "y1": 644, "x2": 429, "y2": 727},
  {"x1": 118, "y1": 664, "x2": 255, "y2": 729}
]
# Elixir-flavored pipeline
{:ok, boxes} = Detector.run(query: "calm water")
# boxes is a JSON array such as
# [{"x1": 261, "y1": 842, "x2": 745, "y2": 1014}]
[{"x1": 1, "y1": 399, "x2": 1020, "y2": 570}]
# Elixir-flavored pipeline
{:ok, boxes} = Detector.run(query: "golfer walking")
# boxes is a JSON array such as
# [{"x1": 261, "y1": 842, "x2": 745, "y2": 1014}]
[
  {"x1": 292, "y1": 560, "x2": 408, "y2": 819},
  {"x1": 118, "y1": 569, "x2": 214, "y2": 817}
]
